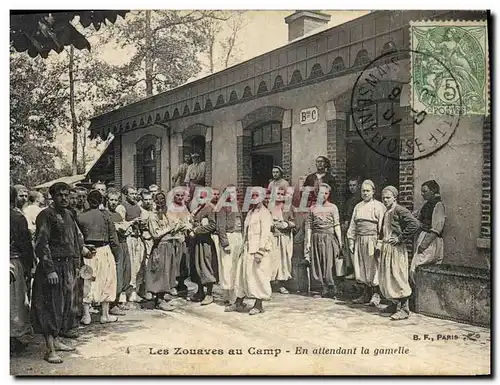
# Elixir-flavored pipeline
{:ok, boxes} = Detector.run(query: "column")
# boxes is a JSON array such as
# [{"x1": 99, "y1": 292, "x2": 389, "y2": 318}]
[
  {"x1": 477, "y1": 116, "x2": 491, "y2": 251},
  {"x1": 282, "y1": 109, "x2": 292, "y2": 182},
  {"x1": 236, "y1": 121, "x2": 252, "y2": 205},
  {"x1": 113, "y1": 135, "x2": 122, "y2": 188},
  {"x1": 155, "y1": 136, "x2": 162, "y2": 187},
  {"x1": 205, "y1": 126, "x2": 213, "y2": 187}
]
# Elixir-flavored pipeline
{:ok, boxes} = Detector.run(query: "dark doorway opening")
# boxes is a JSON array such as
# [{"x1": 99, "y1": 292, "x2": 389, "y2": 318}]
[
  {"x1": 346, "y1": 128, "x2": 400, "y2": 199},
  {"x1": 251, "y1": 121, "x2": 282, "y2": 188}
]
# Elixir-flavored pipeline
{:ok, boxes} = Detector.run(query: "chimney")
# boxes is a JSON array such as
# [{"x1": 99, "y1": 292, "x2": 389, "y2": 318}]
[{"x1": 285, "y1": 11, "x2": 331, "y2": 42}]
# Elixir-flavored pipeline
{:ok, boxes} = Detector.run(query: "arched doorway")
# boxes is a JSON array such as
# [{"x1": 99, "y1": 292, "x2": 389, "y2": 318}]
[
  {"x1": 251, "y1": 121, "x2": 282, "y2": 187},
  {"x1": 135, "y1": 134, "x2": 161, "y2": 189},
  {"x1": 142, "y1": 144, "x2": 156, "y2": 188}
]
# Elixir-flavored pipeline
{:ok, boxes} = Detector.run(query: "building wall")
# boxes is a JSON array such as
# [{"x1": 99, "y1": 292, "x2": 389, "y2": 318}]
[
  {"x1": 413, "y1": 115, "x2": 485, "y2": 268},
  {"x1": 166, "y1": 71, "x2": 373, "y2": 189},
  {"x1": 118, "y1": 58, "x2": 486, "y2": 271},
  {"x1": 211, "y1": 121, "x2": 238, "y2": 187},
  {"x1": 121, "y1": 124, "x2": 170, "y2": 191}
]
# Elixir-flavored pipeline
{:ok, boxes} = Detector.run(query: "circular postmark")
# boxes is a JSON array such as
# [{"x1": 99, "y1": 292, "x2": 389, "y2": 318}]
[{"x1": 350, "y1": 49, "x2": 463, "y2": 161}]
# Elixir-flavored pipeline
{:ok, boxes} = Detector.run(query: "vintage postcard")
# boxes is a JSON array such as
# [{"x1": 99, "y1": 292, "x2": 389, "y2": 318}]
[{"x1": 9, "y1": 9, "x2": 491, "y2": 376}]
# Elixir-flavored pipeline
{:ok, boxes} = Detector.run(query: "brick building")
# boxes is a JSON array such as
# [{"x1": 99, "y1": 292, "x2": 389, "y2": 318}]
[{"x1": 89, "y1": 10, "x2": 490, "y2": 322}]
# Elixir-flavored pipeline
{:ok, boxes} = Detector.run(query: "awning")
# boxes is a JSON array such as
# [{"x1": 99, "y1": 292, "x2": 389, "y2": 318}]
[
  {"x1": 33, "y1": 174, "x2": 86, "y2": 189},
  {"x1": 85, "y1": 135, "x2": 114, "y2": 175}
]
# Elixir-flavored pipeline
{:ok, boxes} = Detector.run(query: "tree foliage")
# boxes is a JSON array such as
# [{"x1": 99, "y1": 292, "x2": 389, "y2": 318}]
[
  {"x1": 10, "y1": 10, "x2": 249, "y2": 187},
  {"x1": 10, "y1": 49, "x2": 69, "y2": 186},
  {"x1": 101, "y1": 10, "x2": 231, "y2": 97},
  {"x1": 10, "y1": 11, "x2": 128, "y2": 58}
]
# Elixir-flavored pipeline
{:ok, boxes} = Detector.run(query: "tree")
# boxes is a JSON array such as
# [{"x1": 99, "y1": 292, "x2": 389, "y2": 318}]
[
  {"x1": 11, "y1": 22, "x2": 122, "y2": 185},
  {"x1": 220, "y1": 12, "x2": 247, "y2": 69},
  {"x1": 10, "y1": 49, "x2": 68, "y2": 187},
  {"x1": 42, "y1": 24, "x2": 123, "y2": 176},
  {"x1": 202, "y1": 11, "x2": 247, "y2": 74},
  {"x1": 101, "y1": 10, "x2": 230, "y2": 98}
]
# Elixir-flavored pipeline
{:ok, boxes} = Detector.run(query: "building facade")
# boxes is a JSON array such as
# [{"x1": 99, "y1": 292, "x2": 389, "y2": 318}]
[{"x1": 89, "y1": 10, "x2": 490, "y2": 274}]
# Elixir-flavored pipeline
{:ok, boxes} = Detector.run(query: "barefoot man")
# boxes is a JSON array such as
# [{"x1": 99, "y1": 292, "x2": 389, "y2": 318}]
[{"x1": 31, "y1": 182, "x2": 93, "y2": 364}]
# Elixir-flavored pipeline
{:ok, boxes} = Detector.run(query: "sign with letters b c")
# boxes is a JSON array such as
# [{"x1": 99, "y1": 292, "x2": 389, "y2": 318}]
[{"x1": 300, "y1": 107, "x2": 318, "y2": 125}]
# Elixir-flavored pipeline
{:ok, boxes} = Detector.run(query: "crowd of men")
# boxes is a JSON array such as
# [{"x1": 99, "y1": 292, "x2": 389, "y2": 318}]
[{"x1": 10, "y1": 154, "x2": 446, "y2": 364}]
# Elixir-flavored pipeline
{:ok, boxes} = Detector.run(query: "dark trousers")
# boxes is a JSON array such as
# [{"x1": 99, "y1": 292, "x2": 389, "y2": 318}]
[{"x1": 31, "y1": 258, "x2": 74, "y2": 338}]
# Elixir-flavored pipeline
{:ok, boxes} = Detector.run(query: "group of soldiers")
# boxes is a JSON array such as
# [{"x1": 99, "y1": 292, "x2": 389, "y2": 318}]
[{"x1": 10, "y1": 155, "x2": 446, "y2": 364}]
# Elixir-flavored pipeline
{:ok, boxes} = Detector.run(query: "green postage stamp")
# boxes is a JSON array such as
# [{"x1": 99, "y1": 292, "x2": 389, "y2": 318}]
[{"x1": 410, "y1": 20, "x2": 489, "y2": 115}]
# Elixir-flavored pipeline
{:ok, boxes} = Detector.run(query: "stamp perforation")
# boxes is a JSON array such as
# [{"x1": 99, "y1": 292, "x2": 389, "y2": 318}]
[{"x1": 409, "y1": 19, "x2": 490, "y2": 116}]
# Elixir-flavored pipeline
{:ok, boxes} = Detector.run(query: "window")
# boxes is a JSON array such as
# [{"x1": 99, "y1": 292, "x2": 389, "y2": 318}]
[{"x1": 252, "y1": 122, "x2": 282, "y2": 147}]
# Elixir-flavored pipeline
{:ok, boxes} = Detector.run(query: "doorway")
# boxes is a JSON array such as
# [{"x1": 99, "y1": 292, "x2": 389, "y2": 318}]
[
  {"x1": 250, "y1": 121, "x2": 282, "y2": 188},
  {"x1": 346, "y1": 131, "x2": 400, "y2": 199}
]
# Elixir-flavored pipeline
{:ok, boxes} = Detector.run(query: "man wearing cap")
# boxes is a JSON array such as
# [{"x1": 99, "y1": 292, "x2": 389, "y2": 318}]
[
  {"x1": 77, "y1": 191, "x2": 121, "y2": 325},
  {"x1": 184, "y1": 153, "x2": 206, "y2": 196},
  {"x1": 31, "y1": 182, "x2": 93, "y2": 364}
]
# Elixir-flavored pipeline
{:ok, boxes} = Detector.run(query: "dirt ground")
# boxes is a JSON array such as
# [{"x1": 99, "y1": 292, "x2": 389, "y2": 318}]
[{"x1": 11, "y1": 284, "x2": 490, "y2": 376}]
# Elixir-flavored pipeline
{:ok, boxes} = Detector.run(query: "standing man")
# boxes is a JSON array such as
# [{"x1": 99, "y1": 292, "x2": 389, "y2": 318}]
[
  {"x1": 22, "y1": 191, "x2": 44, "y2": 302},
  {"x1": 77, "y1": 191, "x2": 120, "y2": 325},
  {"x1": 347, "y1": 180, "x2": 386, "y2": 306},
  {"x1": 10, "y1": 187, "x2": 34, "y2": 354},
  {"x1": 139, "y1": 190, "x2": 155, "y2": 299},
  {"x1": 294, "y1": 156, "x2": 336, "y2": 207},
  {"x1": 184, "y1": 153, "x2": 206, "y2": 200},
  {"x1": 377, "y1": 186, "x2": 420, "y2": 320},
  {"x1": 342, "y1": 177, "x2": 362, "y2": 280},
  {"x1": 23, "y1": 190, "x2": 45, "y2": 236},
  {"x1": 188, "y1": 192, "x2": 217, "y2": 305},
  {"x1": 31, "y1": 182, "x2": 92, "y2": 364},
  {"x1": 343, "y1": 177, "x2": 362, "y2": 229},
  {"x1": 228, "y1": 188, "x2": 274, "y2": 315},
  {"x1": 172, "y1": 154, "x2": 192, "y2": 187},
  {"x1": 144, "y1": 191, "x2": 190, "y2": 311},
  {"x1": 410, "y1": 180, "x2": 446, "y2": 283},
  {"x1": 214, "y1": 185, "x2": 243, "y2": 304},
  {"x1": 116, "y1": 185, "x2": 146, "y2": 303},
  {"x1": 106, "y1": 188, "x2": 132, "y2": 315},
  {"x1": 169, "y1": 187, "x2": 192, "y2": 298}
]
